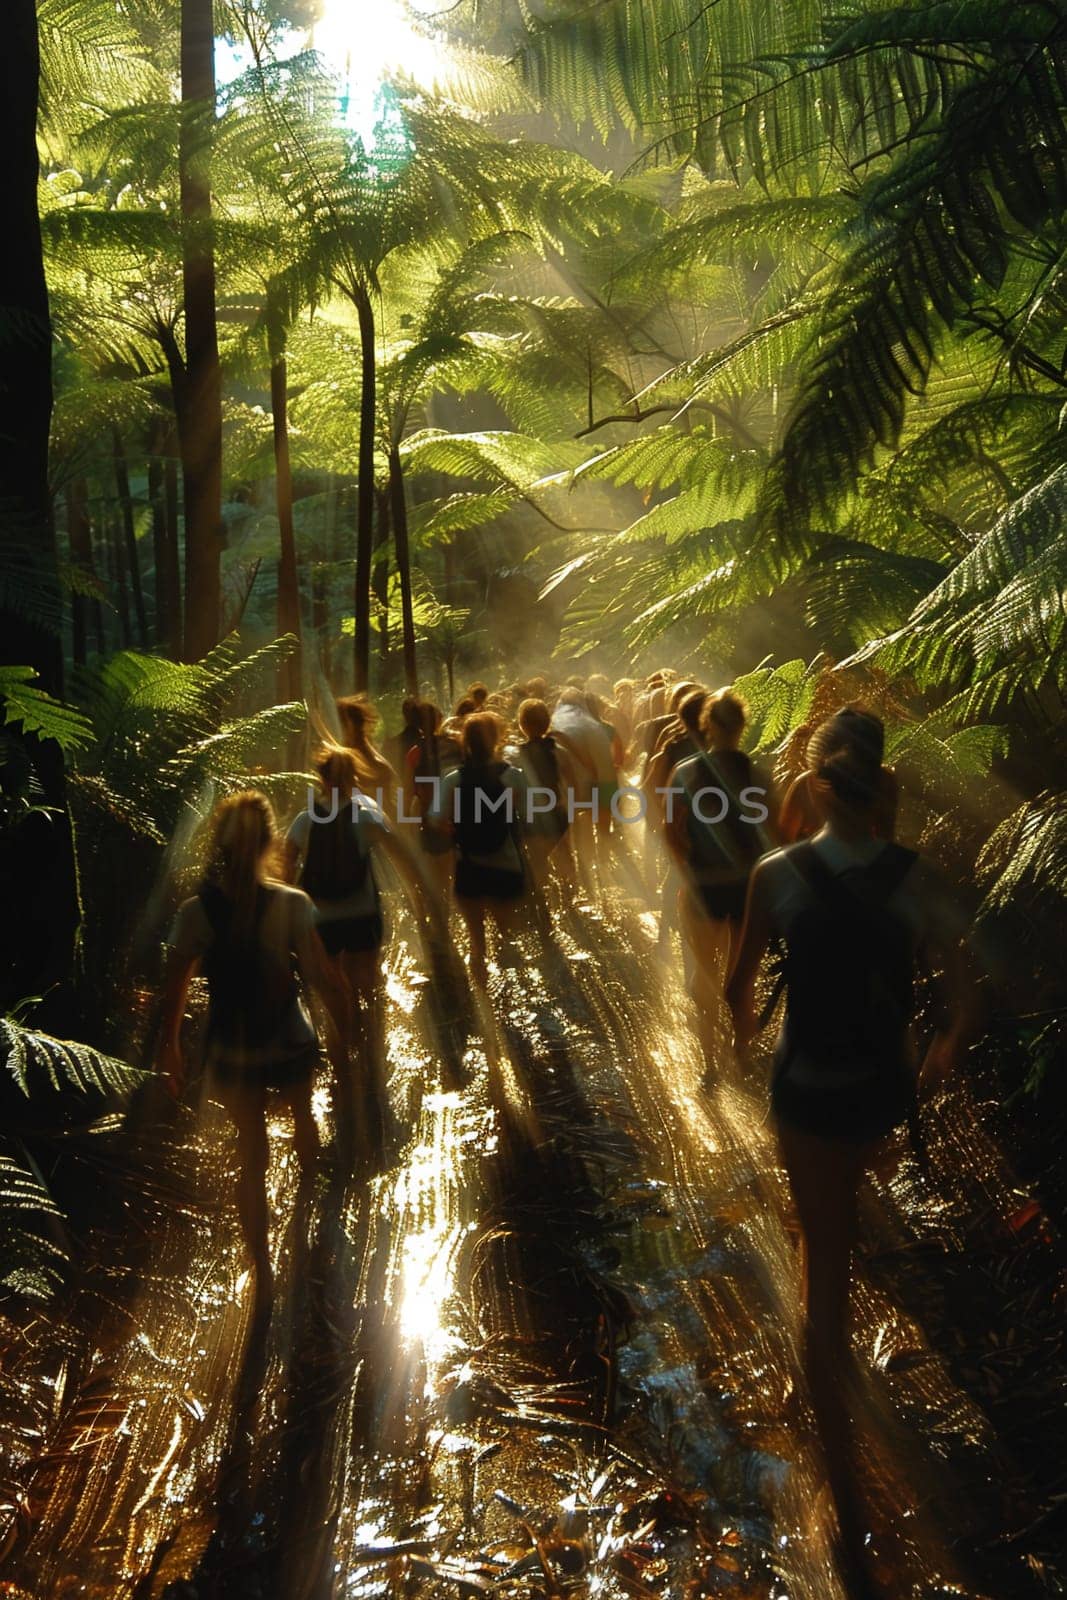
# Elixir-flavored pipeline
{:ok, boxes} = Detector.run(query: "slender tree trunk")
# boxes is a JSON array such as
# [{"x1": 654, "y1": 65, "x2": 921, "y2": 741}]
[
  {"x1": 113, "y1": 430, "x2": 148, "y2": 647},
  {"x1": 66, "y1": 483, "x2": 89, "y2": 668},
  {"x1": 162, "y1": 437, "x2": 183, "y2": 658},
  {"x1": 388, "y1": 445, "x2": 418, "y2": 697},
  {"x1": 268, "y1": 295, "x2": 301, "y2": 702},
  {"x1": 178, "y1": 0, "x2": 223, "y2": 660},
  {"x1": 148, "y1": 452, "x2": 164, "y2": 644},
  {"x1": 108, "y1": 514, "x2": 132, "y2": 649},
  {"x1": 352, "y1": 283, "x2": 376, "y2": 692},
  {"x1": 374, "y1": 484, "x2": 391, "y2": 683},
  {"x1": 0, "y1": 0, "x2": 59, "y2": 689}
]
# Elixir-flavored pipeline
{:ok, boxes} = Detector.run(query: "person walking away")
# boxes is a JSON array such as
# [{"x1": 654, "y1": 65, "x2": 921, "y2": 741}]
[
  {"x1": 550, "y1": 688, "x2": 616, "y2": 895},
  {"x1": 405, "y1": 700, "x2": 462, "y2": 905},
  {"x1": 644, "y1": 687, "x2": 708, "y2": 952},
  {"x1": 725, "y1": 709, "x2": 977, "y2": 1597},
  {"x1": 428, "y1": 712, "x2": 529, "y2": 988},
  {"x1": 337, "y1": 695, "x2": 398, "y2": 816},
  {"x1": 514, "y1": 697, "x2": 577, "y2": 904},
  {"x1": 389, "y1": 697, "x2": 422, "y2": 787},
  {"x1": 778, "y1": 713, "x2": 898, "y2": 844},
  {"x1": 668, "y1": 691, "x2": 773, "y2": 1060},
  {"x1": 158, "y1": 792, "x2": 347, "y2": 1311},
  {"x1": 288, "y1": 749, "x2": 430, "y2": 1165}
]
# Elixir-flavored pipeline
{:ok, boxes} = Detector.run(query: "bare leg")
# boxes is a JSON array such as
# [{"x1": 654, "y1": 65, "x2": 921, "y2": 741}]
[
  {"x1": 277, "y1": 1074, "x2": 320, "y2": 1179},
  {"x1": 459, "y1": 900, "x2": 489, "y2": 988},
  {"x1": 679, "y1": 890, "x2": 733, "y2": 1071},
  {"x1": 219, "y1": 1082, "x2": 272, "y2": 1302},
  {"x1": 780, "y1": 1123, "x2": 880, "y2": 1589},
  {"x1": 346, "y1": 946, "x2": 390, "y2": 1162}
]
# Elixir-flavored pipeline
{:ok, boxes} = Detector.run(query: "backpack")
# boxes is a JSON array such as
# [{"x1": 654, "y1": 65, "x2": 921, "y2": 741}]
[
  {"x1": 781, "y1": 841, "x2": 918, "y2": 1074},
  {"x1": 521, "y1": 737, "x2": 568, "y2": 836},
  {"x1": 683, "y1": 750, "x2": 763, "y2": 874},
  {"x1": 199, "y1": 884, "x2": 299, "y2": 1050},
  {"x1": 454, "y1": 762, "x2": 513, "y2": 857},
  {"x1": 300, "y1": 807, "x2": 369, "y2": 902}
]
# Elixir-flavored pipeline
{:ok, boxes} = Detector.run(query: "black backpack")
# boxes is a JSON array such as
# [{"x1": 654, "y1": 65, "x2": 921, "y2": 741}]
[
  {"x1": 683, "y1": 750, "x2": 762, "y2": 873},
  {"x1": 454, "y1": 762, "x2": 513, "y2": 857},
  {"x1": 781, "y1": 841, "x2": 918, "y2": 1074},
  {"x1": 300, "y1": 808, "x2": 368, "y2": 903},
  {"x1": 199, "y1": 884, "x2": 299, "y2": 1050}
]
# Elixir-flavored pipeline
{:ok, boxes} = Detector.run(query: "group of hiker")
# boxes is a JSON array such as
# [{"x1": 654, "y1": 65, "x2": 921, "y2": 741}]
[{"x1": 155, "y1": 663, "x2": 978, "y2": 1598}]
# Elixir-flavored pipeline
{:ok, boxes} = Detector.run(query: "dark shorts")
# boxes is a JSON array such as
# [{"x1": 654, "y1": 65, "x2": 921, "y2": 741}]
[
  {"x1": 455, "y1": 860, "x2": 525, "y2": 902},
  {"x1": 772, "y1": 1064, "x2": 914, "y2": 1143},
  {"x1": 318, "y1": 913, "x2": 384, "y2": 956},
  {"x1": 695, "y1": 879, "x2": 748, "y2": 923},
  {"x1": 210, "y1": 1044, "x2": 319, "y2": 1093}
]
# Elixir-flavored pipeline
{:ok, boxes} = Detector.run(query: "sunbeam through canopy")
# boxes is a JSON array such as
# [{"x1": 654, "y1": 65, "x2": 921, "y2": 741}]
[{"x1": 312, "y1": 0, "x2": 450, "y2": 144}]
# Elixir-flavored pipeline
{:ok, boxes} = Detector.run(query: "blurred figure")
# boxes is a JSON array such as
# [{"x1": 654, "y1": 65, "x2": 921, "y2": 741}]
[
  {"x1": 550, "y1": 687, "x2": 617, "y2": 893},
  {"x1": 289, "y1": 749, "x2": 435, "y2": 1165},
  {"x1": 336, "y1": 695, "x2": 398, "y2": 813},
  {"x1": 612, "y1": 677, "x2": 638, "y2": 748},
  {"x1": 514, "y1": 696, "x2": 576, "y2": 899},
  {"x1": 406, "y1": 700, "x2": 461, "y2": 901},
  {"x1": 643, "y1": 687, "x2": 708, "y2": 805},
  {"x1": 669, "y1": 691, "x2": 772, "y2": 1055},
  {"x1": 726, "y1": 709, "x2": 977, "y2": 1596},
  {"x1": 643, "y1": 687, "x2": 709, "y2": 950},
  {"x1": 389, "y1": 697, "x2": 422, "y2": 776},
  {"x1": 158, "y1": 792, "x2": 346, "y2": 1308},
  {"x1": 428, "y1": 712, "x2": 528, "y2": 988}
]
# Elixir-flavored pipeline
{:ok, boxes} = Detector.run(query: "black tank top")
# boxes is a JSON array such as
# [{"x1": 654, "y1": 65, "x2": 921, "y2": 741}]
[{"x1": 780, "y1": 841, "x2": 918, "y2": 1075}]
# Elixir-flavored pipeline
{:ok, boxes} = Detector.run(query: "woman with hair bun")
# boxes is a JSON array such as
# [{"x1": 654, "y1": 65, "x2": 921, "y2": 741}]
[
  {"x1": 778, "y1": 709, "x2": 898, "y2": 845},
  {"x1": 157, "y1": 792, "x2": 346, "y2": 1307},
  {"x1": 726, "y1": 708, "x2": 977, "y2": 1593}
]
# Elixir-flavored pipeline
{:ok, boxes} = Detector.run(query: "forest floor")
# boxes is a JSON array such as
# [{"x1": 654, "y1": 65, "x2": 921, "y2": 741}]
[{"x1": 0, "y1": 871, "x2": 1064, "y2": 1599}]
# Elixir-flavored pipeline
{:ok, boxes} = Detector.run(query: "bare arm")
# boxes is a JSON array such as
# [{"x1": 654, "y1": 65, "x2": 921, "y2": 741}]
[
  {"x1": 916, "y1": 864, "x2": 983, "y2": 1090},
  {"x1": 291, "y1": 902, "x2": 349, "y2": 1049},
  {"x1": 725, "y1": 862, "x2": 776, "y2": 1050},
  {"x1": 157, "y1": 948, "x2": 198, "y2": 1097}
]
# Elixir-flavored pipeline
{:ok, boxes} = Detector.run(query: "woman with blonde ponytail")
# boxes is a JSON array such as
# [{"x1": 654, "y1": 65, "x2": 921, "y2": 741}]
[{"x1": 158, "y1": 791, "x2": 346, "y2": 1310}]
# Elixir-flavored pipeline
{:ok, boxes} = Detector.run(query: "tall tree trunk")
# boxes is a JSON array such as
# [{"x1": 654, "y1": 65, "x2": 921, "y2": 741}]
[
  {"x1": 108, "y1": 514, "x2": 132, "y2": 648},
  {"x1": 148, "y1": 452, "x2": 165, "y2": 645},
  {"x1": 0, "y1": 0, "x2": 60, "y2": 689},
  {"x1": 268, "y1": 294, "x2": 302, "y2": 702},
  {"x1": 352, "y1": 283, "x2": 376, "y2": 693},
  {"x1": 113, "y1": 430, "x2": 148, "y2": 647},
  {"x1": 178, "y1": 0, "x2": 223, "y2": 661},
  {"x1": 388, "y1": 445, "x2": 418, "y2": 697},
  {"x1": 312, "y1": 474, "x2": 332, "y2": 673},
  {"x1": 162, "y1": 435, "x2": 183, "y2": 658},
  {"x1": 66, "y1": 482, "x2": 90, "y2": 668},
  {"x1": 374, "y1": 484, "x2": 391, "y2": 684},
  {"x1": 0, "y1": 3, "x2": 81, "y2": 1024}
]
